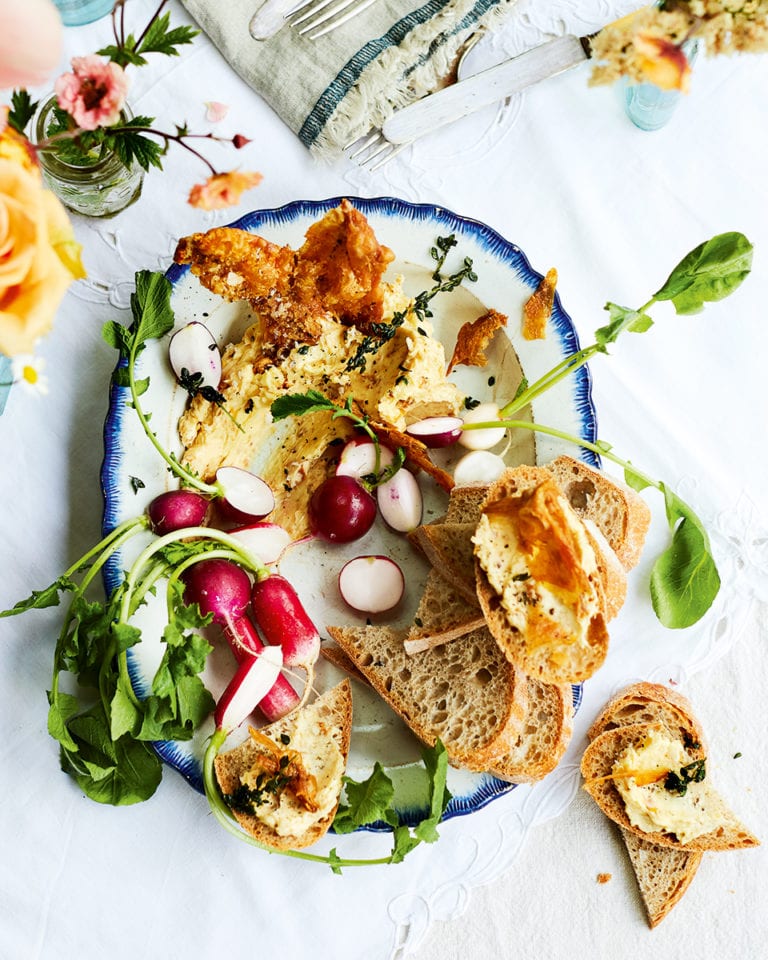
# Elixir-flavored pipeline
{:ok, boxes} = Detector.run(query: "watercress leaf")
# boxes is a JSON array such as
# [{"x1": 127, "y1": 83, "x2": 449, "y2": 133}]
[
  {"x1": 133, "y1": 375, "x2": 150, "y2": 398},
  {"x1": 327, "y1": 848, "x2": 344, "y2": 875},
  {"x1": 130, "y1": 270, "x2": 175, "y2": 347},
  {"x1": 60, "y1": 595, "x2": 113, "y2": 684},
  {"x1": 270, "y1": 390, "x2": 334, "y2": 421},
  {"x1": 112, "y1": 621, "x2": 142, "y2": 655},
  {"x1": 66, "y1": 730, "x2": 162, "y2": 805},
  {"x1": 390, "y1": 826, "x2": 421, "y2": 863},
  {"x1": 111, "y1": 364, "x2": 132, "y2": 389},
  {"x1": 0, "y1": 575, "x2": 77, "y2": 617},
  {"x1": 330, "y1": 805, "x2": 356, "y2": 834},
  {"x1": 110, "y1": 673, "x2": 143, "y2": 740},
  {"x1": 341, "y1": 761, "x2": 396, "y2": 827},
  {"x1": 650, "y1": 486, "x2": 720, "y2": 628},
  {"x1": 102, "y1": 319, "x2": 133, "y2": 355},
  {"x1": 421, "y1": 738, "x2": 451, "y2": 822},
  {"x1": 623, "y1": 464, "x2": 653, "y2": 494},
  {"x1": 175, "y1": 675, "x2": 215, "y2": 731},
  {"x1": 413, "y1": 815, "x2": 440, "y2": 844},
  {"x1": 47, "y1": 692, "x2": 80, "y2": 753},
  {"x1": 653, "y1": 232, "x2": 753, "y2": 315},
  {"x1": 595, "y1": 302, "x2": 654, "y2": 346}
]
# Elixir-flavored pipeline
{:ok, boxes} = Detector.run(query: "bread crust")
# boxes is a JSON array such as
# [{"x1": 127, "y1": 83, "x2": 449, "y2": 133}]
[{"x1": 214, "y1": 680, "x2": 353, "y2": 850}]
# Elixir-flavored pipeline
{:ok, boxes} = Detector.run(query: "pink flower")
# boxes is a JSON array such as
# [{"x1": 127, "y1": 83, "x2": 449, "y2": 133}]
[
  {"x1": 54, "y1": 55, "x2": 129, "y2": 131},
  {"x1": 0, "y1": 0, "x2": 62, "y2": 89},
  {"x1": 188, "y1": 171, "x2": 263, "y2": 210}
]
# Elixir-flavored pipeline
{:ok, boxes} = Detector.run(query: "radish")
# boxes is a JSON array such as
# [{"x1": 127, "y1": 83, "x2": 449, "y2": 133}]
[
  {"x1": 214, "y1": 645, "x2": 284, "y2": 734},
  {"x1": 147, "y1": 489, "x2": 210, "y2": 535},
  {"x1": 169, "y1": 321, "x2": 221, "y2": 389},
  {"x1": 309, "y1": 474, "x2": 377, "y2": 543},
  {"x1": 453, "y1": 450, "x2": 507, "y2": 485},
  {"x1": 376, "y1": 468, "x2": 423, "y2": 532},
  {"x1": 458, "y1": 401, "x2": 506, "y2": 450},
  {"x1": 215, "y1": 466, "x2": 275, "y2": 523},
  {"x1": 336, "y1": 437, "x2": 394, "y2": 479},
  {"x1": 338, "y1": 556, "x2": 404, "y2": 613},
  {"x1": 250, "y1": 574, "x2": 321, "y2": 702},
  {"x1": 181, "y1": 558, "x2": 300, "y2": 721},
  {"x1": 406, "y1": 416, "x2": 463, "y2": 448},
  {"x1": 229, "y1": 522, "x2": 292, "y2": 565}
]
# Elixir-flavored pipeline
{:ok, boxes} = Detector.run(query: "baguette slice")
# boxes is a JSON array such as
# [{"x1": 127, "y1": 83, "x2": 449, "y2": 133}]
[
  {"x1": 581, "y1": 720, "x2": 759, "y2": 852},
  {"x1": 586, "y1": 682, "x2": 706, "y2": 927},
  {"x1": 408, "y1": 521, "x2": 478, "y2": 605},
  {"x1": 327, "y1": 624, "x2": 528, "y2": 772},
  {"x1": 214, "y1": 680, "x2": 352, "y2": 850},
  {"x1": 444, "y1": 484, "x2": 488, "y2": 524},
  {"x1": 488, "y1": 677, "x2": 574, "y2": 783},
  {"x1": 545, "y1": 455, "x2": 651, "y2": 570},
  {"x1": 474, "y1": 465, "x2": 611, "y2": 684},
  {"x1": 404, "y1": 568, "x2": 485, "y2": 654}
]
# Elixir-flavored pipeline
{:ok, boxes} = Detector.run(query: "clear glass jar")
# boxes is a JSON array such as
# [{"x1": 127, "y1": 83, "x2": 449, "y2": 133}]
[{"x1": 34, "y1": 96, "x2": 144, "y2": 218}]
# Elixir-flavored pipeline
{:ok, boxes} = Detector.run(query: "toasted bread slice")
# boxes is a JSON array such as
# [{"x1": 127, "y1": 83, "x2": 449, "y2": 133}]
[
  {"x1": 545, "y1": 455, "x2": 651, "y2": 570},
  {"x1": 214, "y1": 680, "x2": 352, "y2": 850},
  {"x1": 581, "y1": 720, "x2": 759, "y2": 852},
  {"x1": 488, "y1": 677, "x2": 574, "y2": 783},
  {"x1": 586, "y1": 682, "x2": 706, "y2": 927},
  {"x1": 404, "y1": 568, "x2": 485, "y2": 654},
  {"x1": 326, "y1": 624, "x2": 528, "y2": 772},
  {"x1": 473, "y1": 466, "x2": 610, "y2": 684},
  {"x1": 408, "y1": 521, "x2": 478, "y2": 605},
  {"x1": 444, "y1": 484, "x2": 488, "y2": 524}
]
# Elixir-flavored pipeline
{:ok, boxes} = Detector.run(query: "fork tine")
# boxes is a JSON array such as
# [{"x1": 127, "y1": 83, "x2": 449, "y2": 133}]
[
  {"x1": 306, "y1": 0, "x2": 379, "y2": 37},
  {"x1": 366, "y1": 140, "x2": 410, "y2": 171},
  {"x1": 347, "y1": 130, "x2": 384, "y2": 161},
  {"x1": 287, "y1": 0, "x2": 336, "y2": 26},
  {"x1": 297, "y1": 0, "x2": 358, "y2": 32}
]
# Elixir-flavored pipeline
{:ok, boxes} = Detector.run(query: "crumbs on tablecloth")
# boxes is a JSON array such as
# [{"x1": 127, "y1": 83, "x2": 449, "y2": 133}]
[{"x1": 596, "y1": 873, "x2": 612, "y2": 884}]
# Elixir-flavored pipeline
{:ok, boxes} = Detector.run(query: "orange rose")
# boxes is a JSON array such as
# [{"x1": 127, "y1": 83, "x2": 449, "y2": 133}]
[
  {"x1": 633, "y1": 33, "x2": 692, "y2": 92},
  {"x1": 0, "y1": 157, "x2": 86, "y2": 356}
]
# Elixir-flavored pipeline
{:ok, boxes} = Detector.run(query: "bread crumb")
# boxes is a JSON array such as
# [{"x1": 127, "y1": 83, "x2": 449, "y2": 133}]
[{"x1": 597, "y1": 873, "x2": 612, "y2": 884}]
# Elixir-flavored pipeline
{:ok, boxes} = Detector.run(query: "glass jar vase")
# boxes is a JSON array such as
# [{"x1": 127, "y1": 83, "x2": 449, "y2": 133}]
[
  {"x1": 34, "y1": 96, "x2": 144, "y2": 218},
  {"x1": 624, "y1": 39, "x2": 700, "y2": 131}
]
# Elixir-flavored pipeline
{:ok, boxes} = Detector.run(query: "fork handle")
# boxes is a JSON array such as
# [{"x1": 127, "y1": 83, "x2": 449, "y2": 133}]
[{"x1": 250, "y1": 0, "x2": 301, "y2": 40}]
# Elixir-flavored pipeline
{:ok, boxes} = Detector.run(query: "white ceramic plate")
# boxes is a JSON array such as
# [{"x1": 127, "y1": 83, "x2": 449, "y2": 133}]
[{"x1": 101, "y1": 197, "x2": 596, "y2": 828}]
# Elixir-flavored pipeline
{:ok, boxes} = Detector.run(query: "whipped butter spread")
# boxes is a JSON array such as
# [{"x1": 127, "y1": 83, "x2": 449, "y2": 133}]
[
  {"x1": 240, "y1": 709, "x2": 345, "y2": 838},
  {"x1": 612, "y1": 728, "x2": 717, "y2": 844},
  {"x1": 473, "y1": 477, "x2": 603, "y2": 660}
]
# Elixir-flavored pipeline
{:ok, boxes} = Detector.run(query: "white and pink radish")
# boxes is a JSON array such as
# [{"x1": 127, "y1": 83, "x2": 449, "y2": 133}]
[
  {"x1": 376, "y1": 468, "x2": 423, "y2": 532},
  {"x1": 250, "y1": 575, "x2": 321, "y2": 694},
  {"x1": 215, "y1": 466, "x2": 275, "y2": 523},
  {"x1": 181, "y1": 558, "x2": 299, "y2": 721},
  {"x1": 146, "y1": 489, "x2": 210, "y2": 534},
  {"x1": 336, "y1": 437, "x2": 394, "y2": 479},
  {"x1": 458, "y1": 401, "x2": 506, "y2": 450},
  {"x1": 453, "y1": 450, "x2": 507, "y2": 485},
  {"x1": 338, "y1": 556, "x2": 404, "y2": 614},
  {"x1": 214, "y1": 646, "x2": 283, "y2": 734},
  {"x1": 406, "y1": 416, "x2": 463, "y2": 448},
  {"x1": 309, "y1": 474, "x2": 377, "y2": 543},
  {"x1": 229, "y1": 522, "x2": 292, "y2": 565},
  {"x1": 169, "y1": 321, "x2": 221, "y2": 389}
]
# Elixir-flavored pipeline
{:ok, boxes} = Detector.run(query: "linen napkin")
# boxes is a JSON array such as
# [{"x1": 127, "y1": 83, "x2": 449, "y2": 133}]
[{"x1": 181, "y1": 0, "x2": 519, "y2": 158}]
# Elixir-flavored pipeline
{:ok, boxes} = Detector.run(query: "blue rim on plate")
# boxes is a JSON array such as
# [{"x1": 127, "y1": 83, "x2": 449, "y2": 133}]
[{"x1": 101, "y1": 196, "x2": 597, "y2": 829}]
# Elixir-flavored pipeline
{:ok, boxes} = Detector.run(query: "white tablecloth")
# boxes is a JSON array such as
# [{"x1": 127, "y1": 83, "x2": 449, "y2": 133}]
[{"x1": 2, "y1": 2, "x2": 767, "y2": 959}]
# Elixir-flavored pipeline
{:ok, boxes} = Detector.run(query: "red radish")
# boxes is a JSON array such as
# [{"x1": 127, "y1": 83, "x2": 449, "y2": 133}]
[
  {"x1": 147, "y1": 489, "x2": 210, "y2": 535},
  {"x1": 453, "y1": 450, "x2": 507, "y2": 485},
  {"x1": 229, "y1": 522, "x2": 292, "y2": 565},
  {"x1": 181, "y1": 558, "x2": 299, "y2": 721},
  {"x1": 214, "y1": 645, "x2": 283, "y2": 734},
  {"x1": 406, "y1": 416, "x2": 463, "y2": 448},
  {"x1": 376, "y1": 468, "x2": 423, "y2": 532},
  {"x1": 309, "y1": 474, "x2": 376, "y2": 543},
  {"x1": 338, "y1": 556, "x2": 404, "y2": 613},
  {"x1": 169, "y1": 321, "x2": 221, "y2": 389},
  {"x1": 336, "y1": 437, "x2": 394, "y2": 479},
  {"x1": 215, "y1": 466, "x2": 275, "y2": 522},
  {"x1": 458, "y1": 401, "x2": 506, "y2": 450},
  {"x1": 250, "y1": 575, "x2": 321, "y2": 671}
]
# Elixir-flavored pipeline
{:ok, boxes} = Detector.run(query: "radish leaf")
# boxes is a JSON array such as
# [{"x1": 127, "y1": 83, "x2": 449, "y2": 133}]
[{"x1": 653, "y1": 232, "x2": 753, "y2": 314}]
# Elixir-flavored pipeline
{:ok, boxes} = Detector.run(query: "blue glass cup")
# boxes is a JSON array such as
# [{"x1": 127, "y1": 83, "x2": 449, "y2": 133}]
[{"x1": 52, "y1": 0, "x2": 114, "y2": 27}]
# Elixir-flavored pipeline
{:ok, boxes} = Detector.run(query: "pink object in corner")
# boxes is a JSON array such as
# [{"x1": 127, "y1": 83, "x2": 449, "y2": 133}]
[{"x1": 0, "y1": 0, "x2": 63, "y2": 89}]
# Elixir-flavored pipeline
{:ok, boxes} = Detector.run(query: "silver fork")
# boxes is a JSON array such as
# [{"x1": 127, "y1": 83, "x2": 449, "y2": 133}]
[
  {"x1": 344, "y1": 30, "x2": 484, "y2": 170},
  {"x1": 284, "y1": 0, "x2": 380, "y2": 39}
]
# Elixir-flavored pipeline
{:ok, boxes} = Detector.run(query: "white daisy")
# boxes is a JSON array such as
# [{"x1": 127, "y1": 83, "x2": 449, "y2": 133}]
[{"x1": 11, "y1": 354, "x2": 49, "y2": 395}]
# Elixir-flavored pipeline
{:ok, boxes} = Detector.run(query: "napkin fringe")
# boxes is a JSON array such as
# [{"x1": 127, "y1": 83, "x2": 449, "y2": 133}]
[{"x1": 310, "y1": 0, "x2": 516, "y2": 160}]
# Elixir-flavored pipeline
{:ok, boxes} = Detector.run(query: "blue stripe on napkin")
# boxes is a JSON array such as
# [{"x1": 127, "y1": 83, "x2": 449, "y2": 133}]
[{"x1": 298, "y1": 0, "x2": 502, "y2": 148}]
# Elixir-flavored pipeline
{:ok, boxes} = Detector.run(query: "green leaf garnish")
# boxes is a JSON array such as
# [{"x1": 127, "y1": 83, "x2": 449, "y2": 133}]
[{"x1": 653, "y1": 232, "x2": 753, "y2": 314}]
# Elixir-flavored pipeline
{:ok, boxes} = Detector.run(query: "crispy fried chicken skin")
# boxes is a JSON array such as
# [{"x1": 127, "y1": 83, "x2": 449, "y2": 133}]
[{"x1": 173, "y1": 199, "x2": 395, "y2": 360}]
